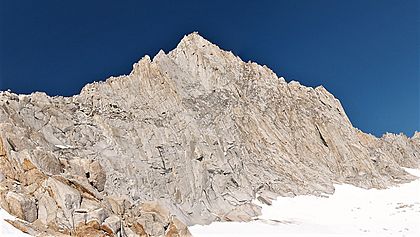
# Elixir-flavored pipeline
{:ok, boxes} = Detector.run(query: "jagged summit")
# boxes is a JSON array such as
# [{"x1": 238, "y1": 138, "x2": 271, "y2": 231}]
[
  {"x1": 0, "y1": 33, "x2": 419, "y2": 236},
  {"x1": 85, "y1": 32, "x2": 283, "y2": 101},
  {"x1": 173, "y1": 32, "x2": 227, "y2": 56},
  {"x1": 177, "y1": 31, "x2": 211, "y2": 47},
  {"x1": 134, "y1": 32, "x2": 222, "y2": 67}
]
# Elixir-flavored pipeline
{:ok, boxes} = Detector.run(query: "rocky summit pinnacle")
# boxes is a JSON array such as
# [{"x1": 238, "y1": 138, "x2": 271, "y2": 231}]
[{"x1": 0, "y1": 32, "x2": 418, "y2": 237}]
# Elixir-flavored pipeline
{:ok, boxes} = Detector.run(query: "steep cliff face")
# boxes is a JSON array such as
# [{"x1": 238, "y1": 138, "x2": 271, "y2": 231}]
[{"x1": 0, "y1": 32, "x2": 418, "y2": 236}]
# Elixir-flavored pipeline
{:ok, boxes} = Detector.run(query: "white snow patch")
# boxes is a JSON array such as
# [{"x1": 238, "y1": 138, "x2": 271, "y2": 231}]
[
  {"x1": 0, "y1": 209, "x2": 31, "y2": 237},
  {"x1": 54, "y1": 144, "x2": 74, "y2": 149},
  {"x1": 404, "y1": 167, "x2": 420, "y2": 177},
  {"x1": 190, "y1": 169, "x2": 420, "y2": 237}
]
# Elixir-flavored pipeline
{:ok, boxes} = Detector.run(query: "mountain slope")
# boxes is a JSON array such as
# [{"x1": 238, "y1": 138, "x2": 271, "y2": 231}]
[{"x1": 0, "y1": 32, "x2": 418, "y2": 236}]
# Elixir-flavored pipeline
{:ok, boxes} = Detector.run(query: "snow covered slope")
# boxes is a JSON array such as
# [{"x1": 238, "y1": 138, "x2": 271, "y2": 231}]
[
  {"x1": 190, "y1": 168, "x2": 420, "y2": 237},
  {"x1": 0, "y1": 208, "x2": 31, "y2": 237}
]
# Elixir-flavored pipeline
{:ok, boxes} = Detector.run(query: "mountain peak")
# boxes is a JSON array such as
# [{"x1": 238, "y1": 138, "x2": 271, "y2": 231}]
[
  {"x1": 172, "y1": 31, "x2": 222, "y2": 57},
  {"x1": 179, "y1": 31, "x2": 209, "y2": 46}
]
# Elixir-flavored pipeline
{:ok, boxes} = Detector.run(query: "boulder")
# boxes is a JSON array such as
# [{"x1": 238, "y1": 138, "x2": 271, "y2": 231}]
[
  {"x1": 45, "y1": 177, "x2": 81, "y2": 226},
  {"x1": 37, "y1": 191, "x2": 58, "y2": 225},
  {"x1": 102, "y1": 214, "x2": 121, "y2": 235},
  {"x1": 5, "y1": 191, "x2": 37, "y2": 222}
]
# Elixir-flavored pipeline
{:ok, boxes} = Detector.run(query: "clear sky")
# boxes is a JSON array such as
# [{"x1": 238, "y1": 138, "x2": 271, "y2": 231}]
[{"x1": 0, "y1": 0, "x2": 419, "y2": 137}]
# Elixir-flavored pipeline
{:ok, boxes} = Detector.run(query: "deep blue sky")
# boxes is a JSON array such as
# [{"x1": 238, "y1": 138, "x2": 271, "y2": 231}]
[{"x1": 0, "y1": 0, "x2": 419, "y2": 137}]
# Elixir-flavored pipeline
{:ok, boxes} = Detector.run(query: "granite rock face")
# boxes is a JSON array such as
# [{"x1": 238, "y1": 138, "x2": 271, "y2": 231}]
[{"x1": 0, "y1": 32, "x2": 419, "y2": 236}]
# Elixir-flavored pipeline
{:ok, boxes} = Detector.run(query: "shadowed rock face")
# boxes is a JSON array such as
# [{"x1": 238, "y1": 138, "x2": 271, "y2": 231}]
[{"x1": 0, "y1": 32, "x2": 419, "y2": 236}]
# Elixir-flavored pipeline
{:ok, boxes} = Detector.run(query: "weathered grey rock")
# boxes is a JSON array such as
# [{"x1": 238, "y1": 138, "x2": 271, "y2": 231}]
[
  {"x1": 45, "y1": 177, "x2": 81, "y2": 226},
  {"x1": 37, "y1": 191, "x2": 59, "y2": 225},
  {"x1": 102, "y1": 214, "x2": 121, "y2": 235},
  {"x1": 0, "y1": 32, "x2": 419, "y2": 236},
  {"x1": 87, "y1": 160, "x2": 106, "y2": 192},
  {"x1": 4, "y1": 191, "x2": 37, "y2": 222},
  {"x1": 166, "y1": 216, "x2": 193, "y2": 237},
  {"x1": 73, "y1": 209, "x2": 88, "y2": 227},
  {"x1": 86, "y1": 207, "x2": 108, "y2": 224}
]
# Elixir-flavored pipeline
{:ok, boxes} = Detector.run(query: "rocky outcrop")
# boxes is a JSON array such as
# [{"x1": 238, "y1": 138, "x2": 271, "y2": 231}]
[{"x1": 0, "y1": 32, "x2": 418, "y2": 236}]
